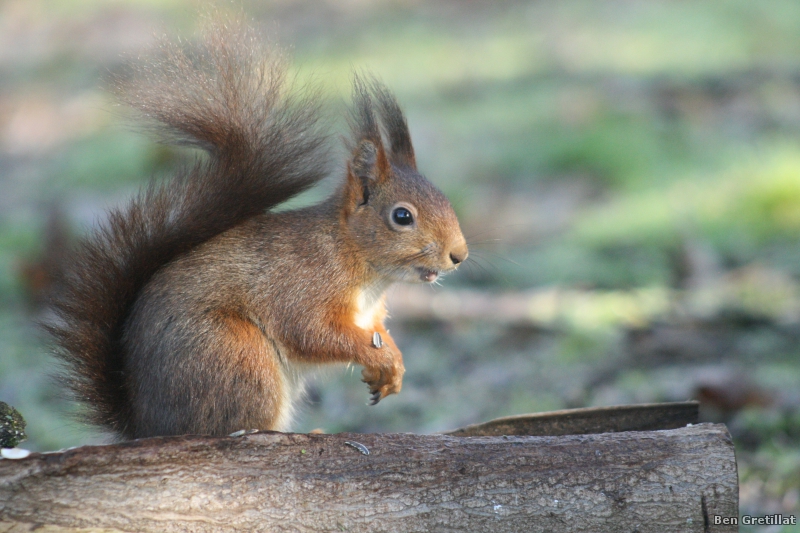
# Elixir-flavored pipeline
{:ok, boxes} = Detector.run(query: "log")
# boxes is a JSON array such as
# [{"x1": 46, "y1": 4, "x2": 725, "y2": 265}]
[
  {"x1": 445, "y1": 401, "x2": 699, "y2": 437},
  {"x1": 0, "y1": 423, "x2": 737, "y2": 532}
]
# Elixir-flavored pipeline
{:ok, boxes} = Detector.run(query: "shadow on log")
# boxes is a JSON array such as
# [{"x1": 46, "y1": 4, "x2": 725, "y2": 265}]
[{"x1": 0, "y1": 409, "x2": 737, "y2": 533}]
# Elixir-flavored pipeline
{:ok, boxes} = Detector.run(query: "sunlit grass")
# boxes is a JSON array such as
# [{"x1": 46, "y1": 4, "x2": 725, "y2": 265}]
[{"x1": 575, "y1": 145, "x2": 800, "y2": 251}]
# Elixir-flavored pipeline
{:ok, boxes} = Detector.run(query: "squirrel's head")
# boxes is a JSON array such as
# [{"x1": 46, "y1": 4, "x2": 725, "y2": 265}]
[{"x1": 340, "y1": 77, "x2": 467, "y2": 284}]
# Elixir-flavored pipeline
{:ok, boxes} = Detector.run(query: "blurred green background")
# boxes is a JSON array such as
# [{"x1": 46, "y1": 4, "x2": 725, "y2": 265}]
[{"x1": 1, "y1": 0, "x2": 799, "y2": 526}]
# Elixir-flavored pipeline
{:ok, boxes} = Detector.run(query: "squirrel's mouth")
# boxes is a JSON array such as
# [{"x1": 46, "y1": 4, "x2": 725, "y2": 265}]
[{"x1": 417, "y1": 268, "x2": 439, "y2": 283}]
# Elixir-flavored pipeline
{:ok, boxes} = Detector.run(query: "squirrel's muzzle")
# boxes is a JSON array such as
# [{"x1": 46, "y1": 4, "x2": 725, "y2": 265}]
[{"x1": 446, "y1": 237, "x2": 468, "y2": 269}]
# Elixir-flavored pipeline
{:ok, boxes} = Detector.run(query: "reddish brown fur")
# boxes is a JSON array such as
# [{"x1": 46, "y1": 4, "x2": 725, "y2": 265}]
[{"x1": 49, "y1": 22, "x2": 467, "y2": 439}]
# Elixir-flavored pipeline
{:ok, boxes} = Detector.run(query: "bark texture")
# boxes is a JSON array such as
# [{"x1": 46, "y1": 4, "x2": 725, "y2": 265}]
[{"x1": 0, "y1": 423, "x2": 737, "y2": 533}]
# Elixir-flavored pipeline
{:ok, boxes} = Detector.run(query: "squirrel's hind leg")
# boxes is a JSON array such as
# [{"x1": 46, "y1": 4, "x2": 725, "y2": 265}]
[
  {"x1": 128, "y1": 309, "x2": 289, "y2": 437},
  {"x1": 205, "y1": 311, "x2": 289, "y2": 435}
]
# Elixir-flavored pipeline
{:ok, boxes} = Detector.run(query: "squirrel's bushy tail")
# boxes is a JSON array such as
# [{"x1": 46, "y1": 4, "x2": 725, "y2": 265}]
[{"x1": 47, "y1": 23, "x2": 328, "y2": 436}]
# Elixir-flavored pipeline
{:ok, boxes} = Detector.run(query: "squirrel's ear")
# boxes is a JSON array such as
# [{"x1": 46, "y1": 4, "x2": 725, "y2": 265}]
[
  {"x1": 345, "y1": 139, "x2": 391, "y2": 207},
  {"x1": 351, "y1": 74, "x2": 416, "y2": 170},
  {"x1": 372, "y1": 83, "x2": 416, "y2": 170},
  {"x1": 351, "y1": 140, "x2": 390, "y2": 182}
]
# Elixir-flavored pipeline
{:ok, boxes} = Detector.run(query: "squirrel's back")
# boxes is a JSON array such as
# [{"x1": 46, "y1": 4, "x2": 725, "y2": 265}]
[{"x1": 47, "y1": 23, "x2": 329, "y2": 437}]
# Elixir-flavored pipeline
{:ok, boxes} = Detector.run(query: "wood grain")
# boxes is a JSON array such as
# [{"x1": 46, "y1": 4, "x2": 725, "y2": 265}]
[{"x1": 0, "y1": 423, "x2": 737, "y2": 532}]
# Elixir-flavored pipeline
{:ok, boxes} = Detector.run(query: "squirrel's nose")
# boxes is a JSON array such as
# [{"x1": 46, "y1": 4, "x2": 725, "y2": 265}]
[{"x1": 449, "y1": 245, "x2": 468, "y2": 266}]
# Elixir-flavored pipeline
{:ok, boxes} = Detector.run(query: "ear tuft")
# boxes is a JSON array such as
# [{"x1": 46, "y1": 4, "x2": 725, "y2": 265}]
[
  {"x1": 350, "y1": 74, "x2": 381, "y2": 145},
  {"x1": 352, "y1": 140, "x2": 378, "y2": 180},
  {"x1": 372, "y1": 82, "x2": 416, "y2": 169},
  {"x1": 349, "y1": 73, "x2": 416, "y2": 170}
]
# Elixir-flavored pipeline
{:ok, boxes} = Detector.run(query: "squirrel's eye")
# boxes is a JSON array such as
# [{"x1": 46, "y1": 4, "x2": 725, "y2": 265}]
[{"x1": 392, "y1": 207, "x2": 414, "y2": 226}]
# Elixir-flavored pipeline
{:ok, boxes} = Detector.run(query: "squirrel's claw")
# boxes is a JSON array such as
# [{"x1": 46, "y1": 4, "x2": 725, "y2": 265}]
[
  {"x1": 361, "y1": 355, "x2": 403, "y2": 405},
  {"x1": 362, "y1": 367, "x2": 383, "y2": 404}
]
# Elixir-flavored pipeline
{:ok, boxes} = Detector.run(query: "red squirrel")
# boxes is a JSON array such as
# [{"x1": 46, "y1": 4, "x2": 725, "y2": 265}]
[{"x1": 48, "y1": 23, "x2": 468, "y2": 439}]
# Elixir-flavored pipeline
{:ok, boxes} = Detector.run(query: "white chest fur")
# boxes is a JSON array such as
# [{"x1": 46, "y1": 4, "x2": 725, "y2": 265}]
[{"x1": 353, "y1": 284, "x2": 388, "y2": 330}]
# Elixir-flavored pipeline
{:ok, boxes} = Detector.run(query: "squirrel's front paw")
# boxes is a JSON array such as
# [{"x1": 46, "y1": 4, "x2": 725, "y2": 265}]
[{"x1": 361, "y1": 350, "x2": 404, "y2": 405}]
